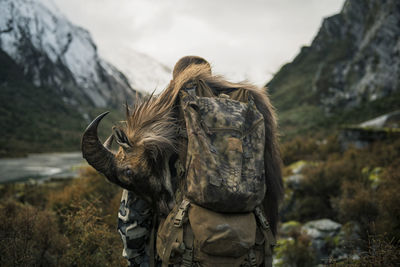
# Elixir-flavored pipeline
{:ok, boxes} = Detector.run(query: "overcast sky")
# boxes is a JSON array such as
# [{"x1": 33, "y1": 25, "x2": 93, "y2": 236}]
[{"x1": 53, "y1": 0, "x2": 345, "y2": 88}]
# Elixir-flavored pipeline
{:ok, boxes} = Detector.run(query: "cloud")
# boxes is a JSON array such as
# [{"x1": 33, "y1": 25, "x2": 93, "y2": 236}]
[{"x1": 53, "y1": 0, "x2": 345, "y2": 86}]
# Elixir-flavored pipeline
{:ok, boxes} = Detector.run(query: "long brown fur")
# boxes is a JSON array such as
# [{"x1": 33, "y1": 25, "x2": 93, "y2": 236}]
[
  {"x1": 117, "y1": 94, "x2": 178, "y2": 205},
  {"x1": 122, "y1": 64, "x2": 283, "y2": 234},
  {"x1": 125, "y1": 94, "x2": 177, "y2": 157}
]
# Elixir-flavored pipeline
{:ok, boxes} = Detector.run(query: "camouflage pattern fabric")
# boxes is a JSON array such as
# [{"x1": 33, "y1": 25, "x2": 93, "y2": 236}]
[
  {"x1": 180, "y1": 89, "x2": 266, "y2": 213},
  {"x1": 118, "y1": 189, "x2": 160, "y2": 267},
  {"x1": 119, "y1": 84, "x2": 271, "y2": 266}
]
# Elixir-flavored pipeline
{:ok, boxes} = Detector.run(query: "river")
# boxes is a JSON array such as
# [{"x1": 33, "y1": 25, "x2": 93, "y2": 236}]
[{"x1": 0, "y1": 152, "x2": 86, "y2": 183}]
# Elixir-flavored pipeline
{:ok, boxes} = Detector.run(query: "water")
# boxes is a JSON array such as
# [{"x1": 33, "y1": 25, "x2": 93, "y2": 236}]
[{"x1": 0, "y1": 152, "x2": 86, "y2": 183}]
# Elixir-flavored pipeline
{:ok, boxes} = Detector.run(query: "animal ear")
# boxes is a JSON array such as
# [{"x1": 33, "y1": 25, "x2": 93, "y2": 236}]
[{"x1": 112, "y1": 127, "x2": 131, "y2": 149}]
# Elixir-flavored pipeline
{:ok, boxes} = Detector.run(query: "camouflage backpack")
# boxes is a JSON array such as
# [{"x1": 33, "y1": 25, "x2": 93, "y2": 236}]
[{"x1": 156, "y1": 80, "x2": 275, "y2": 267}]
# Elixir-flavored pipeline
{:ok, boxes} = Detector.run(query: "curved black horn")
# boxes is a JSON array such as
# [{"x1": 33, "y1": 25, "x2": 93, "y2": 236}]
[{"x1": 81, "y1": 112, "x2": 119, "y2": 184}]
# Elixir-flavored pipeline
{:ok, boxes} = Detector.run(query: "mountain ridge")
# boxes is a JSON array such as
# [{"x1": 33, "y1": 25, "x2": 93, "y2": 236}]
[
  {"x1": 0, "y1": 0, "x2": 138, "y2": 109},
  {"x1": 268, "y1": 0, "x2": 400, "y2": 138},
  {"x1": 0, "y1": 0, "x2": 170, "y2": 156}
]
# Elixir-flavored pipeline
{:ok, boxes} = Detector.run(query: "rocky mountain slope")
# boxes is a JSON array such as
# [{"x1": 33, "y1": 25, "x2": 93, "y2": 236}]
[
  {"x1": 268, "y1": 0, "x2": 400, "y2": 137},
  {"x1": 0, "y1": 0, "x2": 170, "y2": 156},
  {"x1": 0, "y1": 0, "x2": 162, "y2": 109}
]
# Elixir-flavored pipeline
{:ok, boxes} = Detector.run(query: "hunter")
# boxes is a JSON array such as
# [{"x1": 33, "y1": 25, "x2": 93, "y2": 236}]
[{"x1": 82, "y1": 56, "x2": 283, "y2": 267}]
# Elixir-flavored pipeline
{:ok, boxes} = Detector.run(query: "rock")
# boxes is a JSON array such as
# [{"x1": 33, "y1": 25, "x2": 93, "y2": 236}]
[
  {"x1": 267, "y1": 0, "x2": 400, "y2": 134},
  {"x1": 277, "y1": 219, "x2": 362, "y2": 265},
  {"x1": 301, "y1": 219, "x2": 342, "y2": 262},
  {"x1": 302, "y1": 219, "x2": 342, "y2": 236},
  {"x1": 285, "y1": 174, "x2": 305, "y2": 189},
  {"x1": 0, "y1": 0, "x2": 163, "y2": 109},
  {"x1": 339, "y1": 110, "x2": 400, "y2": 149},
  {"x1": 281, "y1": 161, "x2": 318, "y2": 220},
  {"x1": 360, "y1": 110, "x2": 400, "y2": 128},
  {"x1": 330, "y1": 221, "x2": 362, "y2": 261}
]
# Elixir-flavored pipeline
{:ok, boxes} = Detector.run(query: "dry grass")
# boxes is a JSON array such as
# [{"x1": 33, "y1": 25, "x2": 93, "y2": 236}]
[{"x1": 0, "y1": 166, "x2": 125, "y2": 267}]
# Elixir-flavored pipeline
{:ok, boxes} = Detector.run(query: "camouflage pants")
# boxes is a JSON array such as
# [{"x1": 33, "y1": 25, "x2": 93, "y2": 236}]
[{"x1": 118, "y1": 189, "x2": 160, "y2": 267}]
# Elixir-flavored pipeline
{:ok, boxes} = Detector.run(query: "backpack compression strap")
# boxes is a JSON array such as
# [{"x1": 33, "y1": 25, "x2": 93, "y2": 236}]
[
  {"x1": 160, "y1": 199, "x2": 192, "y2": 267},
  {"x1": 254, "y1": 206, "x2": 276, "y2": 267}
]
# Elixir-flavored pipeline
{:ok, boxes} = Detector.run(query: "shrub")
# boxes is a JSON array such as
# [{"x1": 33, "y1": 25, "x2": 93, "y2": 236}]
[
  {"x1": 336, "y1": 181, "x2": 379, "y2": 239},
  {"x1": 281, "y1": 134, "x2": 340, "y2": 165},
  {"x1": 47, "y1": 166, "x2": 122, "y2": 218},
  {"x1": 355, "y1": 234, "x2": 400, "y2": 267},
  {"x1": 326, "y1": 234, "x2": 400, "y2": 267},
  {"x1": 0, "y1": 200, "x2": 67, "y2": 266},
  {"x1": 375, "y1": 162, "x2": 400, "y2": 240},
  {"x1": 0, "y1": 166, "x2": 125, "y2": 266},
  {"x1": 59, "y1": 200, "x2": 125, "y2": 267},
  {"x1": 275, "y1": 229, "x2": 316, "y2": 267}
]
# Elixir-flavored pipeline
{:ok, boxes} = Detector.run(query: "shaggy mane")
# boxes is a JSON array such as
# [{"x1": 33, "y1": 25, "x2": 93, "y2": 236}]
[
  {"x1": 122, "y1": 64, "x2": 283, "y2": 234},
  {"x1": 124, "y1": 93, "x2": 178, "y2": 158}
]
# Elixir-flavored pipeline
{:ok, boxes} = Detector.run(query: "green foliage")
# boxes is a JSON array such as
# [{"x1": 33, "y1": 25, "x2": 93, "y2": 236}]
[
  {"x1": 328, "y1": 91, "x2": 400, "y2": 128},
  {"x1": 281, "y1": 134, "x2": 340, "y2": 166},
  {"x1": 267, "y1": 35, "x2": 360, "y2": 139},
  {"x1": 0, "y1": 50, "x2": 125, "y2": 157},
  {"x1": 274, "y1": 228, "x2": 316, "y2": 267},
  {"x1": 281, "y1": 135, "x2": 400, "y2": 242},
  {"x1": 0, "y1": 50, "x2": 82, "y2": 156},
  {"x1": 267, "y1": 24, "x2": 400, "y2": 141},
  {"x1": 279, "y1": 221, "x2": 302, "y2": 237},
  {"x1": 268, "y1": 46, "x2": 322, "y2": 110},
  {"x1": 279, "y1": 135, "x2": 400, "y2": 264}
]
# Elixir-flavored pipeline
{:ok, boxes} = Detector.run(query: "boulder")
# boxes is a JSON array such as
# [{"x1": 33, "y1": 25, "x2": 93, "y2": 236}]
[
  {"x1": 301, "y1": 219, "x2": 342, "y2": 262},
  {"x1": 339, "y1": 110, "x2": 400, "y2": 149}
]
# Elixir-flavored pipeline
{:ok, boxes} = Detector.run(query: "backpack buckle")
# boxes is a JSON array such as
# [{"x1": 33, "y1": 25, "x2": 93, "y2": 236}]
[
  {"x1": 174, "y1": 199, "x2": 190, "y2": 228},
  {"x1": 254, "y1": 206, "x2": 270, "y2": 230},
  {"x1": 181, "y1": 247, "x2": 193, "y2": 267},
  {"x1": 248, "y1": 249, "x2": 257, "y2": 267},
  {"x1": 255, "y1": 207, "x2": 277, "y2": 247}
]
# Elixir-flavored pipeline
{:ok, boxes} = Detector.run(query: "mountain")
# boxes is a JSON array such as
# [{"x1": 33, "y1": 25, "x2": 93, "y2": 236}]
[
  {"x1": 0, "y1": 48, "x2": 86, "y2": 156},
  {"x1": 0, "y1": 0, "x2": 149, "y2": 109},
  {"x1": 268, "y1": 0, "x2": 400, "y2": 138},
  {"x1": 101, "y1": 46, "x2": 171, "y2": 94},
  {"x1": 0, "y1": 0, "x2": 169, "y2": 156}
]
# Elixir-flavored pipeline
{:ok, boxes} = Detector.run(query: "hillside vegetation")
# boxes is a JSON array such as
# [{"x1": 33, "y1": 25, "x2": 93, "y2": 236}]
[
  {"x1": 1, "y1": 134, "x2": 399, "y2": 266},
  {"x1": 0, "y1": 50, "x2": 126, "y2": 157},
  {"x1": 268, "y1": 0, "x2": 400, "y2": 139},
  {"x1": 0, "y1": 167, "x2": 125, "y2": 266}
]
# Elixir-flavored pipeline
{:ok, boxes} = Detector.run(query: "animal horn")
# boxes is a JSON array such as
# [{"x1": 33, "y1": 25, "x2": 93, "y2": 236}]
[{"x1": 81, "y1": 112, "x2": 119, "y2": 185}]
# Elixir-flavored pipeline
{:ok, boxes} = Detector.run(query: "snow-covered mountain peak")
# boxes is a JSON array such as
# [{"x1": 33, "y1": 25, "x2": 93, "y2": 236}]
[
  {"x1": 1, "y1": 0, "x2": 99, "y2": 84},
  {"x1": 0, "y1": 0, "x2": 170, "y2": 109}
]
